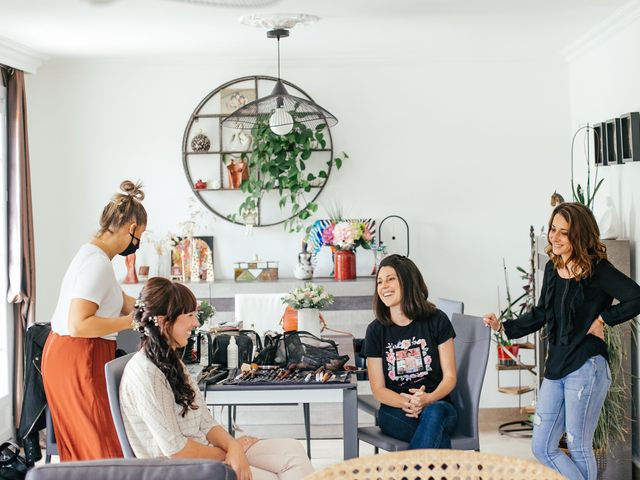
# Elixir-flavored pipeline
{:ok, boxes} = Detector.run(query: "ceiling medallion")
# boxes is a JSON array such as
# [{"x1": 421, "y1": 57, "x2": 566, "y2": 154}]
[{"x1": 239, "y1": 13, "x2": 320, "y2": 29}]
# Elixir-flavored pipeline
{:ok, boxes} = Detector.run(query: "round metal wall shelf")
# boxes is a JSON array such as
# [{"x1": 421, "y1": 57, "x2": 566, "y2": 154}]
[{"x1": 182, "y1": 75, "x2": 334, "y2": 227}]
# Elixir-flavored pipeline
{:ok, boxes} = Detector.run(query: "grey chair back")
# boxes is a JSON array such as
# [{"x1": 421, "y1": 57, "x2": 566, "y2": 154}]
[
  {"x1": 436, "y1": 298, "x2": 464, "y2": 320},
  {"x1": 449, "y1": 313, "x2": 491, "y2": 450},
  {"x1": 26, "y1": 458, "x2": 236, "y2": 480},
  {"x1": 116, "y1": 329, "x2": 141, "y2": 354},
  {"x1": 104, "y1": 353, "x2": 136, "y2": 458},
  {"x1": 44, "y1": 405, "x2": 58, "y2": 463},
  {"x1": 357, "y1": 313, "x2": 490, "y2": 452}
]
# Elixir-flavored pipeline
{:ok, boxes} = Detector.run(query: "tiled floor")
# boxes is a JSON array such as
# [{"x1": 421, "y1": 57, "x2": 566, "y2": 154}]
[
  {"x1": 40, "y1": 417, "x2": 536, "y2": 473},
  {"x1": 308, "y1": 425, "x2": 534, "y2": 471}
]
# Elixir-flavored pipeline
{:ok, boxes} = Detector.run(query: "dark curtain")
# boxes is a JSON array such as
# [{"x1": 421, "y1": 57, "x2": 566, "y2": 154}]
[{"x1": 4, "y1": 67, "x2": 36, "y2": 427}]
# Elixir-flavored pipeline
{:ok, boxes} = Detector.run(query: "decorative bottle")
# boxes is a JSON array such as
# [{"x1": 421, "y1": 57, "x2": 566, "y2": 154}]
[{"x1": 227, "y1": 336, "x2": 239, "y2": 369}]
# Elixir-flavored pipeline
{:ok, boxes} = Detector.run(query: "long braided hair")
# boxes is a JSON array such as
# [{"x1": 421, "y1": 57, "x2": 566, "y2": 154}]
[{"x1": 132, "y1": 277, "x2": 198, "y2": 417}]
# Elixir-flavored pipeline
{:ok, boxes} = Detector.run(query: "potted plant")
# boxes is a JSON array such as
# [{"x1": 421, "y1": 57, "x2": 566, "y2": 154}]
[
  {"x1": 590, "y1": 324, "x2": 628, "y2": 478},
  {"x1": 570, "y1": 124, "x2": 604, "y2": 209},
  {"x1": 282, "y1": 283, "x2": 334, "y2": 337},
  {"x1": 232, "y1": 121, "x2": 347, "y2": 232},
  {"x1": 196, "y1": 299, "x2": 216, "y2": 327},
  {"x1": 496, "y1": 228, "x2": 536, "y2": 365}
]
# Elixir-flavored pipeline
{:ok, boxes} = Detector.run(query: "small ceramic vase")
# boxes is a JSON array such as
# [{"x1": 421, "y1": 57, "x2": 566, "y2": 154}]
[{"x1": 294, "y1": 252, "x2": 314, "y2": 280}]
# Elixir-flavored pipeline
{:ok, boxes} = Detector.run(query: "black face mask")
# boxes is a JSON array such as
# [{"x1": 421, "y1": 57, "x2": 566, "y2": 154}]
[{"x1": 119, "y1": 232, "x2": 141, "y2": 257}]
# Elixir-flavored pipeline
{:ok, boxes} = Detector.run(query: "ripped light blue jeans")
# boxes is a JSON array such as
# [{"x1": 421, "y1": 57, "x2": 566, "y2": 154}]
[{"x1": 532, "y1": 355, "x2": 611, "y2": 480}]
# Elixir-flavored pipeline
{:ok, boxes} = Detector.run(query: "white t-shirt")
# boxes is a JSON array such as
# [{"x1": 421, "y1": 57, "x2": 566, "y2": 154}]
[
  {"x1": 119, "y1": 352, "x2": 219, "y2": 458},
  {"x1": 50, "y1": 243, "x2": 123, "y2": 341}
]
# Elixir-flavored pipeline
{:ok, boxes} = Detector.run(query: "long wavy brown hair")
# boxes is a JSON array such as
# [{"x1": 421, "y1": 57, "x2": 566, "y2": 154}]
[
  {"x1": 373, "y1": 254, "x2": 436, "y2": 325},
  {"x1": 545, "y1": 202, "x2": 607, "y2": 280},
  {"x1": 133, "y1": 277, "x2": 198, "y2": 417}
]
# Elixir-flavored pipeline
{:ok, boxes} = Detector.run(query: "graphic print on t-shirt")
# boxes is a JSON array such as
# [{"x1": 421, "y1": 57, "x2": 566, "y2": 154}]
[{"x1": 385, "y1": 337, "x2": 432, "y2": 383}]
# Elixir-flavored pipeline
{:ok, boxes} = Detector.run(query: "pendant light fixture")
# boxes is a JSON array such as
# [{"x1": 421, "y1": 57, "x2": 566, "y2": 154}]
[{"x1": 221, "y1": 14, "x2": 338, "y2": 136}]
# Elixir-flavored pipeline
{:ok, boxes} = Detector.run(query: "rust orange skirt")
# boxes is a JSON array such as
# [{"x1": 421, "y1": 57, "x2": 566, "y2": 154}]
[{"x1": 42, "y1": 332, "x2": 123, "y2": 461}]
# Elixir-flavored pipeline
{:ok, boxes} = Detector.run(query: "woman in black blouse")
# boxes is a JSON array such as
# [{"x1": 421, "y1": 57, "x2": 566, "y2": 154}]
[
  {"x1": 364, "y1": 255, "x2": 458, "y2": 449},
  {"x1": 484, "y1": 202, "x2": 640, "y2": 480}
]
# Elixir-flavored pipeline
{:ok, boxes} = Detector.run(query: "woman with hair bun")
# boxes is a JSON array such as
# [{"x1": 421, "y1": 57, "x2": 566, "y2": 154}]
[
  {"x1": 484, "y1": 202, "x2": 640, "y2": 480},
  {"x1": 120, "y1": 277, "x2": 314, "y2": 480},
  {"x1": 42, "y1": 180, "x2": 147, "y2": 461}
]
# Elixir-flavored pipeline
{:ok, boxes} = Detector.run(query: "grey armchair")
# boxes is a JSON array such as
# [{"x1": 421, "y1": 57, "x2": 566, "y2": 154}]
[
  {"x1": 358, "y1": 313, "x2": 490, "y2": 452},
  {"x1": 26, "y1": 458, "x2": 235, "y2": 480},
  {"x1": 357, "y1": 298, "x2": 465, "y2": 451},
  {"x1": 104, "y1": 353, "x2": 136, "y2": 458}
]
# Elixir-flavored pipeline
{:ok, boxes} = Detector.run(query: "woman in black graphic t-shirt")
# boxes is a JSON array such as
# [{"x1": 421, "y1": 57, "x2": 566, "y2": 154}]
[{"x1": 363, "y1": 255, "x2": 458, "y2": 449}]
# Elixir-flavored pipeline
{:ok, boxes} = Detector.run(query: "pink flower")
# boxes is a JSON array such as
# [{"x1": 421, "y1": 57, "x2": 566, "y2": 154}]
[
  {"x1": 386, "y1": 352, "x2": 395, "y2": 363},
  {"x1": 388, "y1": 371, "x2": 396, "y2": 381},
  {"x1": 401, "y1": 339, "x2": 411, "y2": 349},
  {"x1": 418, "y1": 339, "x2": 427, "y2": 349},
  {"x1": 322, "y1": 223, "x2": 335, "y2": 245},
  {"x1": 332, "y1": 222, "x2": 358, "y2": 250},
  {"x1": 363, "y1": 226, "x2": 373, "y2": 242}
]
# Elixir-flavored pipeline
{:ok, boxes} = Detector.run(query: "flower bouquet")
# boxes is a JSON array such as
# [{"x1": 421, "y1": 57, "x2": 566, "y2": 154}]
[
  {"x1": 321, "y1": 220, "x2": 375, "y2": 251},
  {"x1": 282, "y1": 283, "x2": 334, "y2": 337},
  {"x1": 320, "y1": 220, "x2": 374, "y2": 280},
  {"x1": 282, "y1": 283, "x2": 334, "y2": 310}
]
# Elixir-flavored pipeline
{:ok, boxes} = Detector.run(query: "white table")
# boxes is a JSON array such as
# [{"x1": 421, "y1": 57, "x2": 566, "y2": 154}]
[{"x1": 205, "y1": 379, "x2": 359, "y2": 460}]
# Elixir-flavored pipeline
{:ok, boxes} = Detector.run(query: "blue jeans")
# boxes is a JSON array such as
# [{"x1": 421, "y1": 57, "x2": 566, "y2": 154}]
[
  {"x1": 532, "y1": 355, "x2": 611, "y2": 480},
  {"x1": 378, "y1": 400, "x2": 458, "y2": 449}
]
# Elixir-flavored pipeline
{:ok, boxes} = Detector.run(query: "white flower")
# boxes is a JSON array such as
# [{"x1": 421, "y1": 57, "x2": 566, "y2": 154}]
[{"x1": 282, "y1": 282, "x2": 335, "y2": 310}]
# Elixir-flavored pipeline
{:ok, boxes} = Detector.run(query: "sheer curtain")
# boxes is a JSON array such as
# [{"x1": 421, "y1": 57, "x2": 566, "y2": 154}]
[
  {"x1": 4, "y1": 67, "x2": 36, "y2": 427},
  {"x1": 0, "y1": 66, "x2": 12, "y2": 441}
]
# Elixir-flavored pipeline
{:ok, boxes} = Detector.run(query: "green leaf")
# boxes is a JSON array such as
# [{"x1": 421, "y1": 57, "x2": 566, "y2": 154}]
[
  {"x1": 301, "y1": 150, "x2": 312, "y2": 160},
  {"x1": 335, "y1": 158, "x2": 342, "y2": 169},
  {"x1": 589, "y1": 178, "x2": 605, "y2": 207},
  {"x1": 315, "y1": 123, "x2": 326, "y2": 131},
  {"x1": 307, "y1": 173, "x2": 316, "y2": 181},
  {"x1": 318, "y1": 170, "x2": 328, "y2": 179}
]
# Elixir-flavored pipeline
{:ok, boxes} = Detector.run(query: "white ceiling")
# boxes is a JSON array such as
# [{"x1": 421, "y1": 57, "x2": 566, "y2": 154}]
[{"x1": 0, "y1": 0, "x2": 633, "y2": 64}]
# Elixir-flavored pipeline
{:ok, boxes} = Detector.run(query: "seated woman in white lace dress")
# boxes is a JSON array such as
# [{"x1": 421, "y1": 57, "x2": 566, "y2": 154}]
[{"x1": 119, "y1": 277, "x2": 313, "y2": 480}]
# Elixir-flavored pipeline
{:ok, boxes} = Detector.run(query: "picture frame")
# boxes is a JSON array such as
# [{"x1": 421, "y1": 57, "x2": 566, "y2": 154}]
[
  {"x1": 596, "y1": 122, "x2": 609, "y2": 166},
  {"x1": 620, "y1": 112, "x2": 640, "y2": 162},
  {"x1": 593, "y1": 124, "x2": 604, "y2": 166},
  {"x1": 220, "y1": 88, "x2": 256, "y2": 115},
  {"x1": 605, "y1": 119, "x2": 622, "y2": 165},
  {"x1": 610, "y1": 118, "x2": 624, "y2": 165},
  {"x1": 170, "y1": 236, "x2": 214, "y2": 282}
]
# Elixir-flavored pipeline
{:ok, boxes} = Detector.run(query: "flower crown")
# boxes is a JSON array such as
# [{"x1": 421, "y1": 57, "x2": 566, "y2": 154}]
[{"x1": 131, "y1": 297, "x2": 159, "y2": 336}]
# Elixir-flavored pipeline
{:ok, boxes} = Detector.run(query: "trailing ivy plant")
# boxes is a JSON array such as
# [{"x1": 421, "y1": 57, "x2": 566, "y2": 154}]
[{"x1": 231, "y1": 121, "x2": 347, "y2": 232}]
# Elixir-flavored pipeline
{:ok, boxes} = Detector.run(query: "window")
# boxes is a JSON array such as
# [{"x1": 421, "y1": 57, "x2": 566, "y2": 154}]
[{"x1": 0, "y1": 80, "x2": 13, "y2": 442}]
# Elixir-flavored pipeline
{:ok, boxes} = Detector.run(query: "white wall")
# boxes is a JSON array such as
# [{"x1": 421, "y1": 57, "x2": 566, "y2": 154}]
[
  {"x1": 566, "y1": 6, "x2": 640, "y2": 463},
  {"x1": 26, "y1": 54, "x2": 570, "y2": 407}
]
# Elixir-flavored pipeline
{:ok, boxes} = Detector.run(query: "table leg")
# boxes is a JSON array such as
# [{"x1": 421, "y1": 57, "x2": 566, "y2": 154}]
[
  {"x1": 303, "y1": 403, "x2": 311, "y2": 459},
  {"x1": 342, "y1": 387, "x2": 358, "y2": 459}
]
